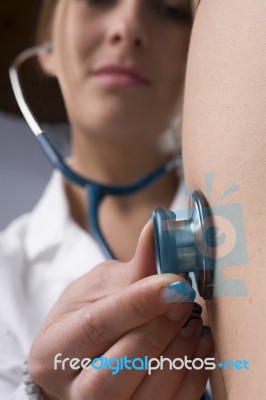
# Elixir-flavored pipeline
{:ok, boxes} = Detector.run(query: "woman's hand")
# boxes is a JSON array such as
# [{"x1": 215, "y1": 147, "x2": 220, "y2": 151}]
[{"x1": 29, "y1": 223, "x2": 214, "y2": 400}]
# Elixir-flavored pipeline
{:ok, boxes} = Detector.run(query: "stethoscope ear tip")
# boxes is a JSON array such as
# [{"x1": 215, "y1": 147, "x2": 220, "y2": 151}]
[
  {"x1": 152, "y1": 190, "x2": 214, "y2": 300},
  {"x1": 42, "y1": 42, "x2": 53, "y2": 53}
]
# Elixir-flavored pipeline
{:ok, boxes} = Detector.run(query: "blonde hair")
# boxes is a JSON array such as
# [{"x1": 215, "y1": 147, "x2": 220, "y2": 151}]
[{"x1": 36, "y1": 0, "x2": 59, "y2": 44}]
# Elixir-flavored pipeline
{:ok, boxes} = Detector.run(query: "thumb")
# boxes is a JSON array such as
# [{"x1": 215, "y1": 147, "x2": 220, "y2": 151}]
[{"x1": 128, "y1": 220, "x2": 157, "y2": 283}]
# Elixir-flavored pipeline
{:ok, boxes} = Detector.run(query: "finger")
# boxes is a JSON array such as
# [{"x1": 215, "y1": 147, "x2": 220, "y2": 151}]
[
  {"x1": 128, "y1": 219, "x2": 193, "y2": 287},
  {"x1": 43, "y1": 259, "x2": 126, "y2": 321},
  {"x1": 173, "y1": 328, "x2": 215, "y2": 400},
  {"x1": 72, "y1": 313, "x2": 199, "y2": 399},
  {"x1": 74, "y1": 275, "x2": 196, "y2": 357},
  {"x1": 128, "y1": 220, "x2": 157, "y2": 283},
  {"x1": 131, "y1": 318, "x2": 203, "y2": 400},
  {"x1": 44, "y1": 220, "x2": 156, "y2": 323},
  {"x1": 30, "y1": 276, "x2": 195, "y2": 390},
  {"x1": 70, "y1": 275, "x2": 196, "y2": 358}
]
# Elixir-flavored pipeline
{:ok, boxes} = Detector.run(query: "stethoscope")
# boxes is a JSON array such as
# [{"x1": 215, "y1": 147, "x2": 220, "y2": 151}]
[{"x1": 9, "y1": 44, "x2": 214, "y2": 300}]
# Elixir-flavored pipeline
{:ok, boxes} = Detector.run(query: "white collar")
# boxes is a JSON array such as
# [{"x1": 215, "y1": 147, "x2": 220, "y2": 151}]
[
  {"x1": 24, "y1": 168, "x2": 189, "y2": 261},
  {"x1": 25, "y1": 171, "x2": 74, "y2": 260}
]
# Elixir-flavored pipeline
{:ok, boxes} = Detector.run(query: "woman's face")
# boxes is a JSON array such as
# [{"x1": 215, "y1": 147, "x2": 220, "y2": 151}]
[{"x1": 50, "y1": 0, "x2": 192, "y2": 142}]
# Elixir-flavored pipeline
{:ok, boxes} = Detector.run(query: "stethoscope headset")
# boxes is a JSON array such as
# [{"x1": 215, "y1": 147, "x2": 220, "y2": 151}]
[{"x1": 9, "y1": 43, "x2": 214, "y2": 300}]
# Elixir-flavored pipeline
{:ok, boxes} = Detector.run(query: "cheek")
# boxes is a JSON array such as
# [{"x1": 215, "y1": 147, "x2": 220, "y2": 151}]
[
  {"x1": 54, "y1": 8, "x2": 103, "y2": 118},
  {"x1": 158, "y1": 27, "x2": 190, "y2": 73},
  {"x1": 151, "y1": 31, "x2": 190, "y2": 122},
  {"x1": 65, "y1": 9, "x2": 97, "y2": 75},
  {"x1": 57, "y1": 2, "x2": 104, "y2": 79},
  {"x1": 157, "y1": 31, "x2": 190, "y2": 100}
]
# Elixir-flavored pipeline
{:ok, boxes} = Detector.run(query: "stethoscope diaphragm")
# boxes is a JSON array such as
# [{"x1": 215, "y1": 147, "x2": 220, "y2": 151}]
[{"x1": 152, "y1": 191, "x2": 214, "y2": 299}]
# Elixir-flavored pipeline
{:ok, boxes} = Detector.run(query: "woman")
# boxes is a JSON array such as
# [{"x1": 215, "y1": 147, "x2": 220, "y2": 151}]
[
  {"x1": 0, "y1": 0, "x2": 213, "y2": 399},
  {"x1": 36, "y1": 0, "x2": 191, "y2": 260}
]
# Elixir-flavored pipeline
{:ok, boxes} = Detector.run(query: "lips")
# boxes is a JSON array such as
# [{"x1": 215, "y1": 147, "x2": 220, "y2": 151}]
[{"x1": 91, "y1": 64, "x2": 151, "y2": 86}]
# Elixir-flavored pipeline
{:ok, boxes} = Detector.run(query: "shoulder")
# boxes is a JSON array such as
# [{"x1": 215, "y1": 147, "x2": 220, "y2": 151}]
[
  {"x1": 0, "y1": 212, "x2": 33, "y2": 300},
  {"x1": 0, "y1": 213, "x2": 31, "y2": 267},
  {"x1": 0, "y1": 171, "x2": 68, "y2": 295},
  {"x1": 0, "y1": 213, "x2": 34, "y2": 351}
]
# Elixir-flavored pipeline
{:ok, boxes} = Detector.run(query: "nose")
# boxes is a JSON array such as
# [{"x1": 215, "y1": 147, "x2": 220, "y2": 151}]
[{"x1": 105, "y1": 2, "x2": 149, "y2": 50}]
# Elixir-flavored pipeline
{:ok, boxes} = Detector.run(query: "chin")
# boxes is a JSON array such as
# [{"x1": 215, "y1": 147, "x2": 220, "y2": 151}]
[{"x1": 79, "y1": 109, "x2": 145, "y2": 133}]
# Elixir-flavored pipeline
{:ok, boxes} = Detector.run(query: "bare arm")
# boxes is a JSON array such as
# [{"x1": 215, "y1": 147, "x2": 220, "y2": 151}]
[{"x1": 182, "y1": 0, "x2": 266, "y2": 398}]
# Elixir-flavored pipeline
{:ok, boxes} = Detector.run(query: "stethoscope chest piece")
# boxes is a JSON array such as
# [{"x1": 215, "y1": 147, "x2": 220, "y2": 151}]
[{"x1": 152, "y1": 191, "x2": 214, "y2": 300}]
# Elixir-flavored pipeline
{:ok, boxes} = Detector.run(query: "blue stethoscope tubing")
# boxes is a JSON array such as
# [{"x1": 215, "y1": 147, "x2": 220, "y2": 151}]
[
  {"x1": 37, "y1": 132, "x2": 179, "y2": 259},
  {"x1": 9, "y1": 44, "x2": 214, "y2": 301},
  {"x1": 8, "y1": 44, "x2": 180, "y2": 259},
  {"x1": 34, "y1": 134, "x2": 213, "y2": 400},
  {"x1": 10, "y1": 43, "x2": 213, "y2": 400}
]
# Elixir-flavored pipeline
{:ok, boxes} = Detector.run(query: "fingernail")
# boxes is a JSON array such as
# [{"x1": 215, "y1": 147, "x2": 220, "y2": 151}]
[
  {"x1": 201, "y1": 326, "x2": 212, "y2": 336},
  {"x1": 179, "y1": 318, "x2": 202, "y2": 339},
  {"x1": 195, "y1": 327, "x2": 214, "y2": 357},
  {"x1": 161, "y1": 281, "x2": 196, "y2": 303},
  {"x1": 182, "y1": 315, "x2": 200, "y2": 328},
  {"x1": 192, "y1": 302, "x2": 202, "y2": 316}
]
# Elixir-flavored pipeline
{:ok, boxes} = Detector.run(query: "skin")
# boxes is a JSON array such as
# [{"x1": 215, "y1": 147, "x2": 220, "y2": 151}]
[
  {"x1": 29, "y1": 223, "x2": 213, "y2": 400},
  {"x1": 182, "y1": 0, "x2": 266, "y2": 398},
  {"x1": 28, "y1": 1, "x2": 214, "y2": 399},
  {"x1": 41, "y1": 0, "x2": 193, "y2": 261}
]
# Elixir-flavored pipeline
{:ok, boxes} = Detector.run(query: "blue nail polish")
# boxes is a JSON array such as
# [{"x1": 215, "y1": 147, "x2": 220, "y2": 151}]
[{"x1": 162, "y1": 281, "x2": 196, "y2": 303}]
